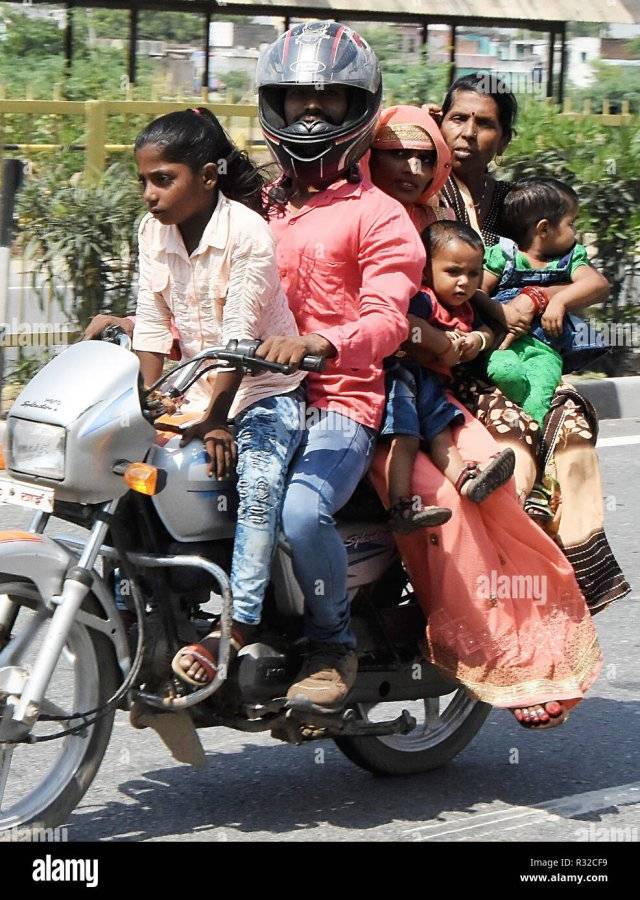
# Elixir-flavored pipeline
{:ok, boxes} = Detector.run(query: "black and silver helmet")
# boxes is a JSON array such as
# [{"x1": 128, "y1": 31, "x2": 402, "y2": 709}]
[{"x1": 256, "y1": 21, "x2": 382, "y2": 187}]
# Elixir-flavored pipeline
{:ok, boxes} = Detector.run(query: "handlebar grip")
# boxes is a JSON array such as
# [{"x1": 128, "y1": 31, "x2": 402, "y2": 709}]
[
  {"x1": 300, "y1": 355, "x2": 325, "y2": 373},
  {"x1": 101, "y1": 325, "x2": 132, "y2": 349}
]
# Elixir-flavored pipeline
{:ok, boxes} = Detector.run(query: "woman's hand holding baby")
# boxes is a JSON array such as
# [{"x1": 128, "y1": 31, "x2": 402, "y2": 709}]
[
  {"x1": 437, "y1": 332, "x2": 465, "y2": 368},
  {"x1": 498, "y1": 292, "x2": 536, "y2": 349},
  {"x1": 458, "y1": 331, "x2": 485, "y2": 363}
]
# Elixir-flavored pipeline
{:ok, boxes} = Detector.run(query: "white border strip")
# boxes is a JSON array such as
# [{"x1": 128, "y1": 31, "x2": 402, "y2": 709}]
[
  {"x1": 404, "y1": 781, "x2": 640, "y2": 841},
  {"x1": 597, "y1": 435, "x2": 640, "y2": 448}
]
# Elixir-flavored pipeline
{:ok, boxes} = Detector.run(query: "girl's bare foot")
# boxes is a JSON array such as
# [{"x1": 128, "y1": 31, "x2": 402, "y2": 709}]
[{"x1": 171, "y1": 622, "x2": 259, "y2": 687}]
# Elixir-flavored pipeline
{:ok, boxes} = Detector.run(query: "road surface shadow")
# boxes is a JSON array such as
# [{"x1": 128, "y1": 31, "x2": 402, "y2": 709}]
[{"x1": 65, "y1": 695, "x2": 640, "y2": 841}]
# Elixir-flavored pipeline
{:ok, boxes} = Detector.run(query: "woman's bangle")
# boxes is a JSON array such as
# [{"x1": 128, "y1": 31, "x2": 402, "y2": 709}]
[
  {"x1": 472, "y1": 330, "x2": 488, "y2": 352},
  {"x1": 520, "y1": 286, "x2": 549, "y2": 314}
]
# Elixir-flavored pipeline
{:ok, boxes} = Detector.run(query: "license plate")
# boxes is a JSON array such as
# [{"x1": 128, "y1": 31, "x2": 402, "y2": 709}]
[{"x1": 0, "y1": 476, "x2": 55, "y2": 512}]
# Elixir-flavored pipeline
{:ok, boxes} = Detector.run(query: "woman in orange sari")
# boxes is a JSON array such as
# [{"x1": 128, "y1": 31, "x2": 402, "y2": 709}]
[{"x1": 367, "y1": 105, "x2": 602, "y2": 728}]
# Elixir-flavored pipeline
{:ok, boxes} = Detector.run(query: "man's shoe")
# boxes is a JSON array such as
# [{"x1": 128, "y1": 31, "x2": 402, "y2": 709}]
[{"x1": 286, "y1": 642, "x2": 358, "y2": 710}]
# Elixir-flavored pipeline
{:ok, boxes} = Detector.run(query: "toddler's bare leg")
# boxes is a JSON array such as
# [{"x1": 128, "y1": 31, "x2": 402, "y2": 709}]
[
  {"x1": 431, "y1": 429, "x2": 515, "y2": 503},
  {"x1": 430, "y1": 428, "x2": 467, "y2": 485},
  {"x1": 386, "y1": 435, "x2": 420, "y2": 507},
  {"x1": 385, "y1": 435, "x2": 452, "y2": 532}
]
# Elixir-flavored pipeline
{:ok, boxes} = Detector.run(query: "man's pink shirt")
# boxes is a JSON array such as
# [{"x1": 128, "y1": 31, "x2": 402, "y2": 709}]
[{"x1": 269, "y1": 175, "x2": 426, "y2": 430}]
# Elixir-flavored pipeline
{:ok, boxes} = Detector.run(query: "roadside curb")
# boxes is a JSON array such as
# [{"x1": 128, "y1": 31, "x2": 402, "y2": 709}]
[{"x1": 568, "y1": 376, "x2": 640, "y2": 421}]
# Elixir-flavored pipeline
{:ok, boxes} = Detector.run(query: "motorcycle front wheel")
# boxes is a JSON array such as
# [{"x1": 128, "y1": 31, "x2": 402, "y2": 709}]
[
  {"x1": 0, "y1": 580, "x2": 120, "y2": 832},
  {"x1": 335, "y1": 690, "x2": 490, "y2": 776}
]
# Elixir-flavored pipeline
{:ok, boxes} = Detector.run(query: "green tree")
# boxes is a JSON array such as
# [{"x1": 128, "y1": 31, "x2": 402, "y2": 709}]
[
  {"x1": 569, "y1": 23, "x2": 605, "y2": 38},
  {"x1": 626, "y1": 37, "x2": 640, "y2": 57},
  {"x1": 358, "y1": 25, "x2": 448, "y2": 105},
  {"x1": 222, "y1": 70, "x2": 251, "y2": 102},
  {"x1": 1, "y1": 5, "x2": 63, "y2": 56},
  {"x1": 569, "y1": 62, "x2": 640, "y2": 113}
]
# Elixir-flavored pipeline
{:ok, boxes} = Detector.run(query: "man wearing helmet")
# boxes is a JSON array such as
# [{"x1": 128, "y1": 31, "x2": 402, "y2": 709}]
[{"x1": 254, "y1": 22, "x2": 426, "y2": 710}]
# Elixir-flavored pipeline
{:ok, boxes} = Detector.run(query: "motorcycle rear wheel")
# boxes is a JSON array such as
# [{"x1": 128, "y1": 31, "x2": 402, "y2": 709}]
[
  {"x1": 0, "y1": 581, "x2": 120, "y2": 831},
  {"x1": 335, "y1": 690, "x2": 490, "y2": 776}
]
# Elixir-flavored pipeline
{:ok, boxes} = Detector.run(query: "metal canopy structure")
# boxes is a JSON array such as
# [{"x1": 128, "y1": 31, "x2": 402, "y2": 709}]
[{"x1": 23, "y1": 0, "x2": 640, "y2": 104}]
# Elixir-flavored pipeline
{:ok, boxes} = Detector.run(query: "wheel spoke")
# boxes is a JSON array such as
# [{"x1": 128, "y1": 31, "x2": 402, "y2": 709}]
[
  {"x1": 0, "y1": 584, "x2": 110, "y2": 828},
  {"x1": 0, "y1": 748, "x2": 14, "y2": 812},
  {"x1": 0, "y1": 612, "x2": 46, "y2": 667},
  {"x1": 40, "y1": 699, "x2": 72, "y2": 720},
  {"x1": 424, "y1": 697, "x2": 441, "y2": 728}
]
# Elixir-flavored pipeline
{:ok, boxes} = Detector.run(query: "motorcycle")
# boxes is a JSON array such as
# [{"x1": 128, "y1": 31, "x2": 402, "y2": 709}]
[{"x1": 0, "y1": 332, "x2": 489, "y2": 831}]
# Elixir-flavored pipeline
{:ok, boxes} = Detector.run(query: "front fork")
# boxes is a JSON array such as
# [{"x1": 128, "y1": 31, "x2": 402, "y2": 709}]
[
  {"x1": 0, "y1": 512, "x2": 48, "y2": 647},
  {"x1": 0, "y1": 500, "x2": 118, "y2": 742}
]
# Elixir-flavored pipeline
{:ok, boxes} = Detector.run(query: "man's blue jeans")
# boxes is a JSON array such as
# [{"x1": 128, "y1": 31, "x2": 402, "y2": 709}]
[
  {"x1": 231, "y1": 390, "x2": 305, "y2": 626},
  {"x1": 281, "y1": 409, "x2": 376, "y2": 649}
]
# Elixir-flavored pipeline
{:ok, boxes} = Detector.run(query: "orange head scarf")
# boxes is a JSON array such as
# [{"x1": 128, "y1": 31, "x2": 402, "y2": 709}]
[{"x1": 362, "y1": 105, "x2": 453, "y2": 232}]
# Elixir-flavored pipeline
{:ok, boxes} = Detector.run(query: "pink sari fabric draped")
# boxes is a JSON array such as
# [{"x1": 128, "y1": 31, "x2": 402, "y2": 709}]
[{"x1": 369, "y1": 397, "x2": 603, "y2": 708}]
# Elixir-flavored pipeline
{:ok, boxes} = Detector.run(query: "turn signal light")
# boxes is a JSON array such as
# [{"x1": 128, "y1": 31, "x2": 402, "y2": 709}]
[
  {"x1": 123, "y1": 462, "x2": 158, "y2": 496},
  {"x1": 0, "y1": 447, "x2": 5, "y2": 470}
]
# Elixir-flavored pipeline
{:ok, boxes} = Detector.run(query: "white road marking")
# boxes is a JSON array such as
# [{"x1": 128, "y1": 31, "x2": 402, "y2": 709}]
[
  {"x1": 597, "y1": 435, "x2": 640, "y2": 448},
  {"x1": 404, "y1": 781, "x2": 640, "y2": 841}
]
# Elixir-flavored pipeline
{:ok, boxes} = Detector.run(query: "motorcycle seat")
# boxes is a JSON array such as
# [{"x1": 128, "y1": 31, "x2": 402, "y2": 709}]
[{"x1": 335, "y1": 477, "x2": 388, "y2": 523}]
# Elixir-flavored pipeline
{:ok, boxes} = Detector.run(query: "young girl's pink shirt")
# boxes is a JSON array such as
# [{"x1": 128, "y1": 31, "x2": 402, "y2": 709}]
[
  {"x1": 269, "y1": 176, "x2": 426, "y2": 429},
  {"x1": 132, "y1": 189, "x2": 304, "y2": 417}
]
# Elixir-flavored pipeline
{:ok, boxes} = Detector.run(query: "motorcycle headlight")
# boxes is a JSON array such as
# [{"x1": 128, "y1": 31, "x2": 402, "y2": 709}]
[{"x1": 7, "y1": 419, "x2": 66, "y2": 481}]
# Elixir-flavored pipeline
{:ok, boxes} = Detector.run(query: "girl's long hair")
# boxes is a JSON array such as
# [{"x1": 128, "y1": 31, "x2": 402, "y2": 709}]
[{"x1": 134, "y1": 107, "x2": 271, "y2": 219}]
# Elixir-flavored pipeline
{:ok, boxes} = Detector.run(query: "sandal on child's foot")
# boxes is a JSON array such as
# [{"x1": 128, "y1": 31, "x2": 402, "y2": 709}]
[
  {"x1": 171, "y1": 621, "x2": 259, "y2": 687},
  {"x1": 524, "y1": 483, "x2": 554, "y2": 523},
  {"x1": 455, "y1": 448, "x2": 515, "y2": 504},
  {"x1": 388, "y1": 498, "x2": 452, "y2": 533}
]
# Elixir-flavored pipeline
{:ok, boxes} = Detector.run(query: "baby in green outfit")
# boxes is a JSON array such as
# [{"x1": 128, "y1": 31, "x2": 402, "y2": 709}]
[{"x1": 482, "y1": 177, "x2": 603, "y2": 425}]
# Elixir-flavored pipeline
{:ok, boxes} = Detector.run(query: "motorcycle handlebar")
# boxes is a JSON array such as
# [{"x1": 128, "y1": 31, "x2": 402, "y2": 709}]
[
  {"x1": 216, "y1": 351, "x2": 325, "y2": 375},
  {"x1": 219, "y1": 339, "x2": 325, "y2": 375},
  {"x1": 99, "y1": 325, "x2": 132, "y2": 350},
  {"x1": 145, "y1": 339, "x2": 326, "y2": 401}
]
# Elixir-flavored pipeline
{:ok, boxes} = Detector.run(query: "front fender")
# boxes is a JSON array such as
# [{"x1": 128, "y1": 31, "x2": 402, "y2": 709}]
[
  {"x1": 0, "y1": 530, "x2": 70, "y2": 598},
  {"x1": 0, "y1": 530, "x2": 130, "y2": 677}
]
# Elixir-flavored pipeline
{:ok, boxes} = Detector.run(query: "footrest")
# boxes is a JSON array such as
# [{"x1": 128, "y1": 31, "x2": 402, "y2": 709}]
[
  {"x1": 285, "y1": 702, "x2": 416, "y2": 737},
  {"x1": 340, "y1": 708, "x2": 417, "y2": 737}
]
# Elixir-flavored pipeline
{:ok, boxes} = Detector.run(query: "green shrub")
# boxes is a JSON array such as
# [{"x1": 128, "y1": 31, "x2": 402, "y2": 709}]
[{"x1": 16, "y1": 163, "x2": 143, "y2": 330}]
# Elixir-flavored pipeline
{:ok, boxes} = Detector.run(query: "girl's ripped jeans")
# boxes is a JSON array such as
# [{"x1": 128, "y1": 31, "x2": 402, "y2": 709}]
[{"x1": 231, "y1": 389, "x2": 304, "y2": 626}]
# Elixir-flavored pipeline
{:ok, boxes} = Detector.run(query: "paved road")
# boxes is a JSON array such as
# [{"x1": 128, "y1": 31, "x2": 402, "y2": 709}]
[{"x1": 1, "y1": 417, "x2": 639, "y2": 842}]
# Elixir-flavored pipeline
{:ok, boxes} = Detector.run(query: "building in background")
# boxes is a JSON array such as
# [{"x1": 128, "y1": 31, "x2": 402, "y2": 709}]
[{"x1": 3, "y1": 6, "x2": 639, "y2": 96}]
